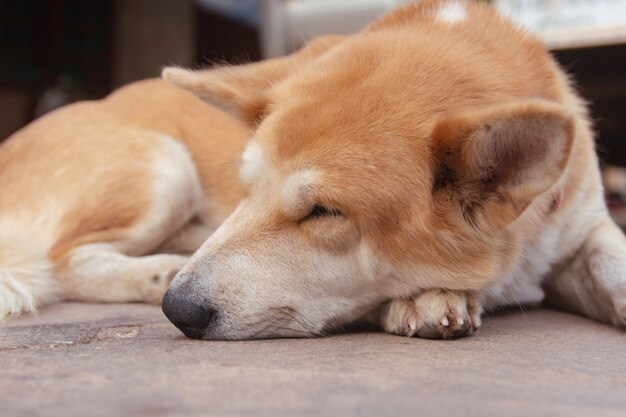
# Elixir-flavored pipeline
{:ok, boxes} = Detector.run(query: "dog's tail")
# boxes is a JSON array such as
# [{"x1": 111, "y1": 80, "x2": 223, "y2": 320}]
[{"x1": 0, "y1": 234, "x2": 57, "y2": 321}]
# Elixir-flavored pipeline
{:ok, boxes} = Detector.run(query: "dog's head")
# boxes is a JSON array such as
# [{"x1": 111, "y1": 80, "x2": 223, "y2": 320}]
[{"x1": 161, "y1": 2, "x2": 575, "y2": 339}]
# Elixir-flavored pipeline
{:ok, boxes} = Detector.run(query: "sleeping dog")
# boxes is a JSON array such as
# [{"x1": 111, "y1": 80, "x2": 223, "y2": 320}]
[{"x1": 1, "y1": 1, "x2": 624, "y2": 339}]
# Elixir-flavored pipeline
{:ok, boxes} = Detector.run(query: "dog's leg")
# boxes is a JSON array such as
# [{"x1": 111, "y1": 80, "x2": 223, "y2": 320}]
[
  {"x1": 370, "y1": 289, "x2": 483, "y2": 339},
  {"x1": 543, "y1": 217, "x2": 626, "y2": 327},
  {"x1": 56, "y1": 244, "x2": 187, "y2": 304},
  {"x1": 53, "y1": 133, "x2": 206, "y2": 305}
]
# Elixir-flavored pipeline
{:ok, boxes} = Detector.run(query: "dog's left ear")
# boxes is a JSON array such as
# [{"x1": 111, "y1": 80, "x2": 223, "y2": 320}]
[
  {"x1": 162, "y1": 35, "x2": 346, "y2": 125},
  {"x1": 431, "y1": 100, "x2": 575, "y2": 227}
]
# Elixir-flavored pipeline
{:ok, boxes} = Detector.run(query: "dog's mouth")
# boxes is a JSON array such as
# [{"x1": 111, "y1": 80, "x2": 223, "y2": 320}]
[{"x1": 173, "y1": 321, "x2": 323, "y2": 341}]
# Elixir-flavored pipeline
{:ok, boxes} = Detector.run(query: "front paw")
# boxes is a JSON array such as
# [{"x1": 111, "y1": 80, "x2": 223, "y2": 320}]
[{"x1": 379, "y1": 290, "x2": 483, "y2": 339}]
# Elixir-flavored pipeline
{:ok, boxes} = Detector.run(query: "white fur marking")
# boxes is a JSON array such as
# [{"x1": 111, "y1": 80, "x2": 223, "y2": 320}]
[
  {"x1": 281, "y1": 170, "x2": 318, "y2": 205},
  {"x1": 436, "y1": 2, "x2": 467, "y2": 24},
  {"x1": 0, "y1": 233, "x2": 56, "y2": 321},
  {"x1": 121, "y1": 133, "x2": 203, "y2": 255},
  {"x1": 240, "y1": 142, "x2": 268, "y2": 185}
]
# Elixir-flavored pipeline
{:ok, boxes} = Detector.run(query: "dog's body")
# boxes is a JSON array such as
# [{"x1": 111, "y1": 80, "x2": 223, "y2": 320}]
[
  {"x1": 0, "y1": 79, "x2": 246, "y2": 316},
  {"x1": 1, "y1": 1, "x2": 625, "y2": 339}
]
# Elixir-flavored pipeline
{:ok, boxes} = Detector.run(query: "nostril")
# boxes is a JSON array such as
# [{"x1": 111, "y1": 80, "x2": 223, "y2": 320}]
[
  {"x1": 171, "y1": 307, "x2": 214, "y2": 330},
  {"x1": 161, "y1": 289, "x2": 215, "y2": 333}
]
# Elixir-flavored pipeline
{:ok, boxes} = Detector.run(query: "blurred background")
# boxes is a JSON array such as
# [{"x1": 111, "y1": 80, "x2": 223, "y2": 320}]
[{"x1": 1, "y1": 0, "x2": 626, "y2": 221}]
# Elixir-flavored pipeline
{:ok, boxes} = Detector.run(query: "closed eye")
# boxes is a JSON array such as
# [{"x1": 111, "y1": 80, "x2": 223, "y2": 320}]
[{"x1": 301, "y1": 204, "x2": 343, "y2": 222}]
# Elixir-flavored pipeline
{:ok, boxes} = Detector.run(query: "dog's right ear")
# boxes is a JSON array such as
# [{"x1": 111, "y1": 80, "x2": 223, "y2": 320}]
[{"x1": 162, "y1": 35, "x2": 346, "y2": 126}]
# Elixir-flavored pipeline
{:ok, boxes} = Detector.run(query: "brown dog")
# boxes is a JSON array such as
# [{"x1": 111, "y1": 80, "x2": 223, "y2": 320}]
[{"x1": 1, "y1": 1, "x2": 624, "y2": 340}]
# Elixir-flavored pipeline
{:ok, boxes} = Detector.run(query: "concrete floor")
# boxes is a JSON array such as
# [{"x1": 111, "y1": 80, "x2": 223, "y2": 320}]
[{"x1": 1, "y1": 303, "x2": 625, "y2": 417}]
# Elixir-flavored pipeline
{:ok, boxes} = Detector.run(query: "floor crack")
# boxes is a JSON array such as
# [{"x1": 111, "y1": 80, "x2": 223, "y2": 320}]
[{"x1": 0, "y1": 322, "x2": 169, "y2": 352}]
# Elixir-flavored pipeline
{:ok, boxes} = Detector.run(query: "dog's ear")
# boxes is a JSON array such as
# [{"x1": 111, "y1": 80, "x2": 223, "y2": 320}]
[
  {"x1": 162, "y1": 35, "x2": 345, "y2": 125},
  {"x1": 431, "y1": 100, "x2": 575, "y2": 228}
]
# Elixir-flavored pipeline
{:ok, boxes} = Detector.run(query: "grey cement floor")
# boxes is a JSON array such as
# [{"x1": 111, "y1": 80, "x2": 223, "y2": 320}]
[{"x1": 1, "y1": 302, "x2": 625, "y2": 417}]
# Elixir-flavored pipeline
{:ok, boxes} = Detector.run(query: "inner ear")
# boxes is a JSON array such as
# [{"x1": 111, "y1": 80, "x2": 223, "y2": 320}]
[{"x1": 431, "y1": 100, "x2": 575, "y2": 227}]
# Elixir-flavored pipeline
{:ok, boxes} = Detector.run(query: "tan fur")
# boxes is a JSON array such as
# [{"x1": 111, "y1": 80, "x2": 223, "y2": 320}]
[
  {"x1": 0, "y1": 79, "x2": 247, "y2": 319},
  {"x1": 1, "y1": 1, "x2": 624, "y2": 339}
]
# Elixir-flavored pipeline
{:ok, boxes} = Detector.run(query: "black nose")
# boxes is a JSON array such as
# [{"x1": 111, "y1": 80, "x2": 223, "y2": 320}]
[{"x1": 161, "y1": 289, "x2": 215, "y2": 339}]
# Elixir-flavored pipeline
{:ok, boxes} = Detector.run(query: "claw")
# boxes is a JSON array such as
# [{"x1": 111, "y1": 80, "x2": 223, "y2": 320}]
[{"x1": 440, "y1": 317, "x2": 449, "y2": 327}]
